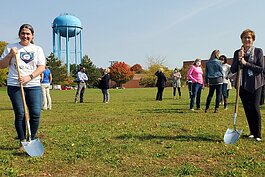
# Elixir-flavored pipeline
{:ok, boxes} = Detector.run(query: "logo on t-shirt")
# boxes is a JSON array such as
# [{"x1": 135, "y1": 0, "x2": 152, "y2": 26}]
[{"x1": 20, "y1": 52, "x2": 34, "y2": 63}]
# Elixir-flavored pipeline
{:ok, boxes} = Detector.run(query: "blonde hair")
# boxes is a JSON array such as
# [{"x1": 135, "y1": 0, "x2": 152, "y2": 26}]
[{"x1": 210, "y1": 49, "x2": 220, "y2": 60}]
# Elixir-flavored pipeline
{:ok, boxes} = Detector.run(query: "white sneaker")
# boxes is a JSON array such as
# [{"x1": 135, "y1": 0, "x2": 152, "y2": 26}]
[
  {"x1": 256, "y1": 138, "x2": 262, "y2": 142},
  {"x1": 249, "y1": 135, "x2": 254, "y2": 138},
  {"x1": 190, "y1": 109, "x2": 194, "y2": 111}
]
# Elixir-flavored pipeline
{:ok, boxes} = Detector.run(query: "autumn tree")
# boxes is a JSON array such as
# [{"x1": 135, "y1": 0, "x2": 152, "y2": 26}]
[
  {"x1": 110, "y1": 61, "x2": 134, "y2": 87},
  {"x1": 0, "y1": 41, "x2": 8, "y2": 86},
  {"x1": 130, "y1": 64, "x2": 143, "y2": 74}
]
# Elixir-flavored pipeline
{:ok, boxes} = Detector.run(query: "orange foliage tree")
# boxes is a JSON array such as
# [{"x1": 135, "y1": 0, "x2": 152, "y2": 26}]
[
  {"x1": 130, "y1": 64, "x2": 143, "y2": 74},
  {"x1": 110, "y1": 62, "x2": 134, "y2": 87}
]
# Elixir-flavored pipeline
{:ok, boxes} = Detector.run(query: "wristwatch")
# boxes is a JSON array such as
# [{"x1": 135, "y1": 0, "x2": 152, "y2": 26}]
[{"x1": 29, "y1": 74, "x2": 34, "y2": 80}]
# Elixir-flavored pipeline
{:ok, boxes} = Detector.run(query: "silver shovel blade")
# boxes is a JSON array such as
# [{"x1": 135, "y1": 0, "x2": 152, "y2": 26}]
[
  {"x1": 21, "y1": 138, "x2": 44, "y2": 157},
  {"x1": 224, "y1": 128, "x2": 243, "y2": 144}
]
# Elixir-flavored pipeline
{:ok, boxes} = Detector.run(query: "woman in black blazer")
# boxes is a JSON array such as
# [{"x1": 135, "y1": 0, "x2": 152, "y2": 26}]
[
  {"x1": 231, "y1": 29, "x2": 264, "y2": 142},
  {"x1": 155, "y1": 68, "x2": 167, "y2": 101}
]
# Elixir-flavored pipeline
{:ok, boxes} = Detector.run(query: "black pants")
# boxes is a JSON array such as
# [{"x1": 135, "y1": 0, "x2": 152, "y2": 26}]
[
  {"x1": 205, "y1": 84, "x2": 222, "y2": 110},
  {"x1": 173, "y1": 87, "x2": 181, "y2": 97},
  {"x1": 156, "y1": 87, "x2": 164, "y2": 100},
  {"x1": 240, "y1": 87, "x2": 262, "y2": 138}
]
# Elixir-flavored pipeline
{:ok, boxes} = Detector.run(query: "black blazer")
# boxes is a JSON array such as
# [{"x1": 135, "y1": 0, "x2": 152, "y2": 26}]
[
  {"x1": 99, "y1": 74, "x2": 110, "y2": 89},
  {"x1": 155, "y1": 71, "x2": 167, "y2": 88},
  {"x1": 231, "y1": 47, "x2": 264, "y2": 93}
]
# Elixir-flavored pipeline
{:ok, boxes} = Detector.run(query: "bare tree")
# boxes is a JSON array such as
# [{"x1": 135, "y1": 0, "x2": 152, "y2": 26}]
[{"x1": 146, "y1": 56, "x2": 167, "y2": 68}]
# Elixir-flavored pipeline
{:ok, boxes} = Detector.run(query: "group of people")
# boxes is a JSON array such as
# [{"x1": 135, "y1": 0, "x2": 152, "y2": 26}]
[
  {"x1": 0, "y1": 24, "x2": 263, "y2": 151},
  {"x1": 74, "y1": 66, "x2": 110, "y2": 104},
  {"x1": 155, "y1": 29, "x2": 264, "y2": 142},
  {"x1": 155, "y1": 68, "x2": 182, "y2": 101},
  {"x1": 187, "y1": 29, "x2": 263, "y2": 141}
]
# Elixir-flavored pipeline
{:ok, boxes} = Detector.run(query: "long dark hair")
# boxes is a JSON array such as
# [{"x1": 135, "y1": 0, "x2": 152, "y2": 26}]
[
  {"x1": 219, "y1": 55, "x2": 227, "y2": 64},
  {"x1": 18, "y1": 24, "x2": 34, "y2": 44}
]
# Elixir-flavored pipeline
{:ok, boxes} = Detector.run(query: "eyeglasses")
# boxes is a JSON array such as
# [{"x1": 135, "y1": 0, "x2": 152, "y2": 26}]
[{"x1": 243, "y1": 36, "x2": 252, "y2": 39}]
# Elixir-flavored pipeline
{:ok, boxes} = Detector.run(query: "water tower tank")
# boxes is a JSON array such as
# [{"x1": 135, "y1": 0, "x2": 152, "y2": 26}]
[{"x1": 52, "y1": 14, "x2": 82, "y2": 37}]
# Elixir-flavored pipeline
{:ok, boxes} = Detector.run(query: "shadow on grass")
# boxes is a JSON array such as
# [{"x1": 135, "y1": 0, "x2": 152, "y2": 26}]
[
  {"x1": 0, "y1": 145, "x2": 17, "y2": 150},
  {"x1": 115, "y1": 134, "x2": 221, "y2": 142},
  {"x1": 0, "y1": 107, "x2": 13, "y2": 110},
  {"x1": 139, "y1": 108, "x2": 184, "y2": 114}
]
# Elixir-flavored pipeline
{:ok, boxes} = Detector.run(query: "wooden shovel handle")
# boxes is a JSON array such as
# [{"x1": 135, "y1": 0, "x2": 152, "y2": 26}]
[
  {"x1": 14, "y1": 54, "x2": 30, "y2": 122},
  {"x1": 234, "y1": 65, "x2": 241, "y2": 114}
]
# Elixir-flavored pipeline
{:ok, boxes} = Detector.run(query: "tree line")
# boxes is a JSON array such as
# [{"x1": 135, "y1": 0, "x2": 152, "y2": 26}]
[{"x1": 0, "y1": 41, "x2": 186, "y2": 88}]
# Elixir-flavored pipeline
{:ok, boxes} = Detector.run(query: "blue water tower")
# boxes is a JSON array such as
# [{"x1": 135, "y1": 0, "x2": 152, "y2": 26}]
[{"x1": 52, "y1": 13, "x2": 83, "y2": 74}]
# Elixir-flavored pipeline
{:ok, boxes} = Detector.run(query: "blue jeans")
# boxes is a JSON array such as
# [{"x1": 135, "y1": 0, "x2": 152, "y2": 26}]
[
  {"x1": 8, "y1": 86, "x2": 42, "y2": 141},
  {"x1": 101, "y1": 89, "x2": 110, "y2": 102},
  {"x1": 190, "y1": 83, "x2": 202, "y2": 109},
  {"x1": 205, "y1": 84, "x2": 222, "y2": 110},
  {"x1": 221, "y1": 83, "x2": 228, "y2": 99}
]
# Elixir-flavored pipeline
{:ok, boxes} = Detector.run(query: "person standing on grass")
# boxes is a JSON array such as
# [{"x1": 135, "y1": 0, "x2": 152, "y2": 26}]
[
  {"x1": 99, "y1": 68, "x2": 110, "y2": 103},
  {"x1": 74, "y1": 66, "x2": 88, "y2": 103},
  {"x1": 155, "y1": 68, "x2": 167, "y2": 101},
  {"x1": 204, "y1": 49, "x2": 223, "y2": 113},
  {"x1": 0, "y1": 24, "x2": 46, "y2": 148},
  {"x1": 41, "y1": 66, "x2": 52, "y2": 110},
  {"x1": 187, "y1": 59, "x2": 204, "y2": 111},
  {"x1": 231, "y1": 29, "x2": 264, "y2": 142},
  {"x1": 171, "y1": 68, "x2": 181, "y2": 99},
  {"x1": 219, "y1": 55, "x2": 232, "y2": 110}
]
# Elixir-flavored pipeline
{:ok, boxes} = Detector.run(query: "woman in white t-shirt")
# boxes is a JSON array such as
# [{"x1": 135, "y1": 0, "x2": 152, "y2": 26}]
[{"x1": 0, "y1": 24, "x2": 45, "y2": 147}]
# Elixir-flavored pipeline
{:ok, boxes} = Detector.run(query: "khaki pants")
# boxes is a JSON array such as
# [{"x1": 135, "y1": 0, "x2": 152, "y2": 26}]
[{"x1": 41, "y1": 84, "x2": 52, "y2": 110}]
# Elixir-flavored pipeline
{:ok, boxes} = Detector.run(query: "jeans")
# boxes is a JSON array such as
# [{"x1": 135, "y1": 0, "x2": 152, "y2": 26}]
[
  {"x1": 190, "y1": 83, "x2": 202, "y2": 109},
  {"x1": 205, "y1": 84, "x2": 222, "y2": 110},
  {"x1": 221, "y1": 83, "x2": 228, "y2": 99},
  {"x1": 101, "y1": 89, "x2": 110, "y2": 102},
  {"x1": 8, "y1": 86, "x2": 42, "y2": 141}
]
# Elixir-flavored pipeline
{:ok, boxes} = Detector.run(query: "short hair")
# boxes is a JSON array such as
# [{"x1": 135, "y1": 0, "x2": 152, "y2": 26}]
[{"x1": 240, "y1": 29, "x2": 255, "y2": 41}]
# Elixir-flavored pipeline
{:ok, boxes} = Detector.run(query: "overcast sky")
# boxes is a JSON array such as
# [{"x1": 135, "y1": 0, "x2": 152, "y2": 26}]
[{"x1": 1, "y1": 0, "x2": 265, "y2": 69}]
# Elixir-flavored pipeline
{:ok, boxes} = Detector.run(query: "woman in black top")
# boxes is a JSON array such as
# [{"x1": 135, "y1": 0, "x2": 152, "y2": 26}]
[
  {"x1": 155, "y1": 68, "x2": 167, "y2": 101},
  {"x1": 231, "y1": 29, "x2": 264, "y2": 142},
  {"x1": 99, "y1": 68, "x2": 110, "y2": 103}
]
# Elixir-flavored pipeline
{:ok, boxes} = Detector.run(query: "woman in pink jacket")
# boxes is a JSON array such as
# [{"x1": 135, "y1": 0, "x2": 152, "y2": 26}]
[{"x1": 187, "y1": 59, "x2": 204, "y2": 111}]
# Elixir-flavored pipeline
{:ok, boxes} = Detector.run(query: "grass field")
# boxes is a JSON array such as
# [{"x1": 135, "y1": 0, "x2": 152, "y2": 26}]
[{"x1": 0, "y1": 86, "x2": 265, "y2": 177}]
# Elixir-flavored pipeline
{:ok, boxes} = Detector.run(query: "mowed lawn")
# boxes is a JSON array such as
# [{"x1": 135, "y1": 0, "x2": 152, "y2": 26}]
[{"x1": 0, "y1": 86, "x2": 265, "y2": 176}]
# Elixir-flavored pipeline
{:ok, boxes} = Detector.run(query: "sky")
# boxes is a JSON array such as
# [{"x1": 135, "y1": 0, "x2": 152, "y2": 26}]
[{"x1": 2, "y1": 0, "x2": 265, "y2": 69}]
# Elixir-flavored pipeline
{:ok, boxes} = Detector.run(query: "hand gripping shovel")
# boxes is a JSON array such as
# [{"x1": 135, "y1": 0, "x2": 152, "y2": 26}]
[
  {"x1": 224, "y1": 64, "x2": 243, "y2": 144},
  {"x1": 15, "y1": 54, "x2": 44, "y2": 157}
]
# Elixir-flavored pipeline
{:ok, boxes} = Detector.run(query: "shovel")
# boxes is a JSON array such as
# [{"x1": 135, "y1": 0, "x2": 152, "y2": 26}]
[
  {"x1": 15, "y1": 54, "x2": 44, "y2": 157},
  {"x1": 224, "y1": 64, "x2": 243, "y2": 144}
]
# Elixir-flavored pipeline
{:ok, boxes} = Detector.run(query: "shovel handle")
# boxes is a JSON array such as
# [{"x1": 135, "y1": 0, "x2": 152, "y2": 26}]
[
  {"x1": 233, "y1": 58, "x2": 242, "y2": 129},
  {"x1": 14, "y1": 54, "x2": 32, "y2": 138}
]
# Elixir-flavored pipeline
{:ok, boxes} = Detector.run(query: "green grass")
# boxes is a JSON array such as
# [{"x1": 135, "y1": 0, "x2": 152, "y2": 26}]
[{"x1": 0, "y1": 86, "x2": 265, "y2": 176}]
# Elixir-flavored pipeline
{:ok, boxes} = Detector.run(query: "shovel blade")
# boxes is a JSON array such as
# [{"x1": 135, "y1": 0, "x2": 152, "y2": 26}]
[
  {"x1": 224, "y1": 128, "x2": 243, "y2": 144},
  {"x1": 21, "y1": 138, "x2": 44, "y2": 157}
]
